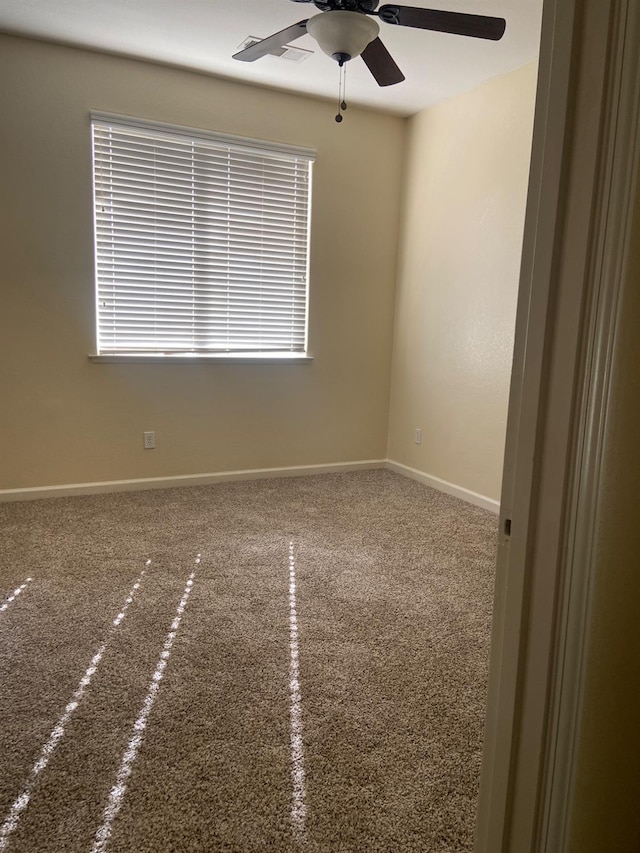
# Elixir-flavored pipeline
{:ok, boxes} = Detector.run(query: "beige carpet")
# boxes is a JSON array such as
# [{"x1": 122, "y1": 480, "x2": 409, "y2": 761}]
[{"x1": 0, "y1": 470, "x2": 497, "y2": 852}]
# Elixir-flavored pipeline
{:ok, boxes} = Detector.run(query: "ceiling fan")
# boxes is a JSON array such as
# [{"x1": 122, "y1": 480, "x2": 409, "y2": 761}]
[{"x1": 233, "y1": 1, "x2": 506, "y2": 88}]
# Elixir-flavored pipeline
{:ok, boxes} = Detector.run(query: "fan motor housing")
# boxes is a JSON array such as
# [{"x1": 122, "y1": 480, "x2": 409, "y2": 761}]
[{"x1": 311, "y1": 1, "x2": 379, "y2": 12}]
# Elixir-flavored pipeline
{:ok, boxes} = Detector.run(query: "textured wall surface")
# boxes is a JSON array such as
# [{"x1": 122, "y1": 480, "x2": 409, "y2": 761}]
[
  {"x1": 0, "y1": 35, "x2": 404, "y2": 489},
  {"x1": 386, "y1": 64, "x2": 537, "y2": 501}
]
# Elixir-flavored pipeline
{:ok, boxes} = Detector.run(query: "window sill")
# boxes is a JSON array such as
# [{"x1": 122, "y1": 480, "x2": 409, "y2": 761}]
[{"x1": 89, "y1": 352, "x2": 313, "y2": 364}]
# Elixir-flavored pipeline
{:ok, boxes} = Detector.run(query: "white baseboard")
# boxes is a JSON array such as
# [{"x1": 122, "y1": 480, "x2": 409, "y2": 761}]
[
  {"x1": 0, "y1": 459, "x2": 499, "y2": 513},
  {"x1": 0, "y1": 459, "x2": 386, "y2": 502},
  {"x1": 386, "y1": 460, "x2": 500, "y2": 514}
]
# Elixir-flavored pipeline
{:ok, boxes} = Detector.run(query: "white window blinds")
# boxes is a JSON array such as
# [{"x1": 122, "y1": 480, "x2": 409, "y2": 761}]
[{"x1": 91, "y1": 115, "x2": 314, "y2": 355}]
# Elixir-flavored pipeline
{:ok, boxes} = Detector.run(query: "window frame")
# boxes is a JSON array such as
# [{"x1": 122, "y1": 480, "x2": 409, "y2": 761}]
[{"x1": 89, "y1": 112, "x2": 315, "y2": 363}]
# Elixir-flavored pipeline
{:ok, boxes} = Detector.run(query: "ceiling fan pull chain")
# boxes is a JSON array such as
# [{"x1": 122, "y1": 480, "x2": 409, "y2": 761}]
[
  {"x1": 335, "y1": 62, "x2": 348, "y2": 123},
  {"x1": 342, "y1": 62, "x2": 348, "y2": 111}
]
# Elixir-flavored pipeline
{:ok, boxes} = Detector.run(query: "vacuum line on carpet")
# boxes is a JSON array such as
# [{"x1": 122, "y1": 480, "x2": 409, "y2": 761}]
[
  {"x1": 91, "y1": 556, "x2": 200, "y2": 853},
  {"x1": 288, "y1": 541, "x2": 307, "y2": 843},
  {"x1": 0, "y1": 564, "x2": 148, "y2": 852},
  {"x1": 0, "y1": 577, "x2": 33, "y2": 614}
]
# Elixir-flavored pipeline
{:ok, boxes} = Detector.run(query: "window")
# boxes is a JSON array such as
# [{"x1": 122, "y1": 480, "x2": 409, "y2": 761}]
[{"x1": 91, "y1": 114, "x2": 314, "y2": 358}]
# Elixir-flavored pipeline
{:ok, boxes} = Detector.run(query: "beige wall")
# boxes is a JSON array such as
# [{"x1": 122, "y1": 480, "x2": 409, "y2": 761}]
[
  {"x1": 567, "y1": 176, "x2": 640, "y2": 853},
  {"x1": 387, "y1": 64, "x2": 537, "y2": 501},
  {"x1": 0, "y1": 35, "x2": 405, "y2": 489}
]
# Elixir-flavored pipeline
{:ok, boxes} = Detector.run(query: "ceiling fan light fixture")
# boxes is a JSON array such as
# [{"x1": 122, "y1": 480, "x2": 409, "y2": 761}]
[{"x1": 306, "y1": 11, "x2": 380, "y2": 62}]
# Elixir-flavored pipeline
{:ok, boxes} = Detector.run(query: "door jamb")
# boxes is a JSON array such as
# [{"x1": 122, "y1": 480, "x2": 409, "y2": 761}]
[{"x1": 474, "y1": 1, "x2": 640, "y2": 851}]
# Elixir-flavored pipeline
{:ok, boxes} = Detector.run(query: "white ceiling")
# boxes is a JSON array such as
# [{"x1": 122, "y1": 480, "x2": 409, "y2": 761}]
[{"x1": 0, "y1": 0, "x2": 542, "y2": 116}]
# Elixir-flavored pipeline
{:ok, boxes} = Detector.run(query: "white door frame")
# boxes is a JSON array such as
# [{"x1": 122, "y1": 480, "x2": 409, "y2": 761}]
[{"x1": 474, "y1": 1, "x2": 640, "y2": 851}]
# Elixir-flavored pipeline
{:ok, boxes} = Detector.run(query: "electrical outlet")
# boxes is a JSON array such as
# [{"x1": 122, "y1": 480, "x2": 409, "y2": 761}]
[
  {"x1": 143, "y1": 431, "x2": 156, "y2": 449},
  {"x1": 415, "y1": 428, "x2": 422, "y2": 445}
]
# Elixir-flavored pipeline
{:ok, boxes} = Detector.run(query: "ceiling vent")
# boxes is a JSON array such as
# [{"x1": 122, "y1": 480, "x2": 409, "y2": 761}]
[{"x1": 240, "y1": 37, "x2": 313, "y2": 63}]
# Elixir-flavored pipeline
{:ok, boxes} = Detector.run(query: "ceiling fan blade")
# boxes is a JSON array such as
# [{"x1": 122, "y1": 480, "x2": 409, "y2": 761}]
[
  {"x1": 232, "y1": 20, "x2": 309, "y2": 62},
  {"x1": 361, "y1": 38, "x2": 406, "y2": 87},
  {"x1": 378, "y1": 5, "x2": 506, "y2": 40}
]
